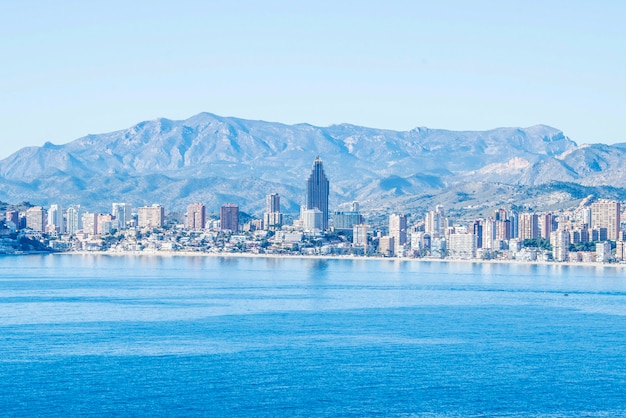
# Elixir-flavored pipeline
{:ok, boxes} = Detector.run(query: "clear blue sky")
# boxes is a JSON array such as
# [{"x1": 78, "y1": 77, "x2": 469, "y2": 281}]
[{"x1": 1, "y1": 1, "x2": 625, "y2": 158}]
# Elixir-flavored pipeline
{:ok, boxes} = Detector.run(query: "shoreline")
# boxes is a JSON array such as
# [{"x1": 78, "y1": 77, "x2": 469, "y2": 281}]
[{"x1": 51, "y1": 250, "x2": 626, "y2": 269}]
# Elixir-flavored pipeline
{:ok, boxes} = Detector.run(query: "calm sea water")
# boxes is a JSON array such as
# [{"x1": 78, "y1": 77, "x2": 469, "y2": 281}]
[{"x1": 1, "y1": 254, "x2": 626, "y2": 417}]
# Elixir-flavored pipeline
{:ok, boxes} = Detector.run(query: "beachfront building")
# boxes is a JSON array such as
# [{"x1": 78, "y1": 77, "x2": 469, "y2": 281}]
[
  {"x1": 596, "y1": 241, "x2": 613, "y2": 263},
  {"x1": 353, "y1": 224, "x2": 369, "y2": 247},
  {"x1": 447, "y1": 233, "x2": 476, "y2": 259},
  {"x1": 552, "y1": 229, "x2": 570, "y2": 262},
  {"x1": 379, "y1": 236, "x2": 395, "y2": 257}
]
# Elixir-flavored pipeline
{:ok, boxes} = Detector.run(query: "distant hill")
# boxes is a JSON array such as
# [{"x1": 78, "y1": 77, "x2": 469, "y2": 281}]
[{"x1": 1, "y1": 112, "x2": 624, "y2": 216}]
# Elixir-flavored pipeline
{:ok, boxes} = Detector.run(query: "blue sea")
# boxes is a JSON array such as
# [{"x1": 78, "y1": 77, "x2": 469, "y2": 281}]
[{"x1": 1, "y1": 254, "x2": 626, "y2": 417}]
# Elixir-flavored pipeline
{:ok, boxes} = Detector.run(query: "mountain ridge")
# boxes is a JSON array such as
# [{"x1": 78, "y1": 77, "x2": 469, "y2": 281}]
[{"x1": 1, "y1": 112, "x2": 624, "y2": 216}]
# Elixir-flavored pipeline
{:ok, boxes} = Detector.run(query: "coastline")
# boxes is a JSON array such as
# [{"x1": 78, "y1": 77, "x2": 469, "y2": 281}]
[{"x1": 54, "y1": 250, "x2": 626, "y2": 269}]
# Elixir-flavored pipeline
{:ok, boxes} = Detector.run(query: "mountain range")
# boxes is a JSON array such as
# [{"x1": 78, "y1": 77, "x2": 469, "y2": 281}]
[{"x1": 1, "y1": 112, "x2": 625, "y2": 218}]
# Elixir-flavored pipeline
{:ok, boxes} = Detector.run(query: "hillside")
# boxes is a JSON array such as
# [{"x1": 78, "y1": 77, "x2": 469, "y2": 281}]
[{"x1": 1, "y1": 112, "x2": 624, "y2": 216}]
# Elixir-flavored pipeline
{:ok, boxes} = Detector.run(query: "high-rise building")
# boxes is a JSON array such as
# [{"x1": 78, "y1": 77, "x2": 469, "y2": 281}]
[
  {"x1": 379, "y1": 236, "x2": 395, "y2": 257},
  {"x1": 263, "y1": 193, "x2": 283, "y2": 230},
  {"x1": 66, "y1": 205, "x2": 82, "y2": 235},
  {"x1": 495, "y1": 208, "x2": 508, "y2": 221},
  {"x1": 425, "y1": 205, "x2": 446, "y2": 237},
  {"x1": 137, "y1": 204, "x2": 164, "y2": 228},
  {"x1": 538, "y1": 213, "x2": 553, "y2": 239},
  {"x1": 353, "y1": 224, "x2": 369, "y2": 246},
  {"x1": 495, "y1": 219, "x2": 511, "y2": 241},
  {"x1": 596, "y1": 241, "x2": 613, "y2": 262},
  {"x1": 591, "y1": 200, "x2": 621, "y2": 241},
  {"x1": 551, "y1": 229, "x2": 570, "y2": 262},
  {"x1": 473, "y1": 220, "x2": 483, "y2": 248},
  {"x1": 615, "y1": 240, "x2": 626, "y2": 261},
  {"x1": 481, "y1": 219, "x2": 496, "y2": 250},
  {"x1": 5, "y1": 210, "x2": 19, "y2": 226},
  {"x1": 333, "y1": 211, "x2": 363, "y2": 231},
  {"x1": 98, "y1": 214, "x2": 115, "y2": 235},
  {"x1": 82, "y1": 212, "x2": 98, "y2": 235},
  {"x1": 302, "y1": 208, "x2": 323, "y2": 232},
  {"x1": 187, "y1": 203, "x2": 206, "y2": 230},
  {"x1": 518, "y1": 213, "x2": 539, "y2": 240},
  {"x1": 305, "y1": 156, "x2": 330, "y2": 230},
  {"x1": 112, "y1": 203, "x2": 132, "y2": 230},
  {"x1": 25, "y1": 207, "x2": 46, "y2": 232},
  {"x1": 389, "y1": 214, "x2": 407, "y2": 253},
  {"x1": 220, "y1": 203, "x2": 239, "y2": 232},
  {"x1": 47, "y1": 204, "x2": 64, "y2": 233},
  {"x1": 447, "y1": 233, "x2": 477, "y2": 259}
]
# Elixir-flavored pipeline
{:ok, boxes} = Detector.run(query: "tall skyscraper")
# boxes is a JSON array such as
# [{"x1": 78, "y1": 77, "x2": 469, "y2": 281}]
[
  {"x1": 353, "y1": 224, "x2": 369, "y2": 246},
  {"x1": 538, "y1": 213, "x2": 553, "y2": 239},
  {"x1": 264, "y1": 193, "x2": 283, "y2": 230},
  {"x1": 518, "y1": 213, "x2": 539, "y2": 240},
  {"x1": 47, "y1": 204, "x2": 64, "y2": 233},
  {"x1": 82, "y1": 212, "x2": 98, "y2": 235},
  {"x1": 425, "y1": 205, "x2": 446, "y2": 237},
  {"x1": 220, "y1": 203, "x2": 239, "y2": 232},
  {"x1": 187, "y1": 203, "x2": 206, "y2": 230},
  {"x1": 591, "y1": 200, "x2": 621, "y2": 241},
  {"x1": 305, "y1": 156, "x2": 330, "y2": 230},
  {"x1": 66, "y1": 205, "x2": 82, "y2": 235},
  {"x1": 389, "y1": 213, "x2": 407, "y2": 253},
  {"x1": 112, "y1": 203, "x2": 132, "y2": 230}
]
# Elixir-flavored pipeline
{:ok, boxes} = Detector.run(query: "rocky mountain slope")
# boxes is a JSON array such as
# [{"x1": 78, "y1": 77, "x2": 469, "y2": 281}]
[{"x1": 0, "y1": 112, "x2": 624, "y2": 216}]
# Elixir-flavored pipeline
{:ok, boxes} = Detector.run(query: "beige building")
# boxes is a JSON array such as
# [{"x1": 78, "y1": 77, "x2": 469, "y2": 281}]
[
  {"x1": 551, "y1": 229, "x2": 570, "y2": 262},
  {"x1": 518, "y1": 213, "x2": 539, "y2": 240},
  {"x1": 379, "y1": 236, "x2": 395, "y2": 257},
  {"x1": 591, "y1": 200, "x2": 621, "y2": 241},
  {"x1": 138, "y1": 204, "x2": 165, "y2": 228},
  {"x1": 353, "y1": 224, "x2": 369, "y2": 247},
  {"x1": 389, "y1": 214, "x2": 407, "y2": 253},
  {"x1": 187, "y1": 203, "x2": 206, "y2": 230},
  {"x1": 447, "y1": 233, "x2": 476, "y2": 259},
  {"x1": 26, "y1": 206, "x2": 46, "y2": 232}
]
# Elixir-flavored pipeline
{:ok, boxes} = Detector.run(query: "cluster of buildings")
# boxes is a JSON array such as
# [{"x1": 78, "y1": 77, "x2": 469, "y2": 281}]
[{"x1": 2, "y1": 156, "x2": 625, "y2": 263}]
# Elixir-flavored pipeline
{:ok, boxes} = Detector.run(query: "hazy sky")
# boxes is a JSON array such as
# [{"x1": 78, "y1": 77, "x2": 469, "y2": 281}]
[{"x1": 1, "y1": 1, "x2": 625, "y2": 158}]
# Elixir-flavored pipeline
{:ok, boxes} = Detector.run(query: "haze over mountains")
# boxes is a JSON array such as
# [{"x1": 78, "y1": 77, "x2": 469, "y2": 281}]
[{"x1": 1, "y1": 112, "x2": 625, "y2": 217}]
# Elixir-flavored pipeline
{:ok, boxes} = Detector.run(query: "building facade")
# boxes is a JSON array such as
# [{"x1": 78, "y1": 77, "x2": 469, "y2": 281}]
[
  {"x1": 25, "y1": 207, "x2": 46, "y2": 232},
  {"x1": 591, "y1": 200, "x2": 621, "y2": 241},
  {"x1": 137, "y1": 204, "x2": 164, "y2": 228},
  {"x1": 47, "y1": 204, "x2": 64, "y2": 234},
  {"x1": 187, "y1": 203, "x2": 206, "y2": 230},
  {"x1": 220, "y1": 203, "x2": 239, "y2": 232},
  {"x1": 66, "y1": 205, "x2": 82, "y2": 235},
  {"x1": 389, "y1": 213, "x2": 407, "y2": 253},
  {"x1": 263, "y1": 193, "x2": 283, "y2": 230},
  {"x1": 305, "y1": 156, "x2": 330, "y2": 230},
  {"x1": 112, "y1": 203, "x2": 132, "y2": 230}
]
